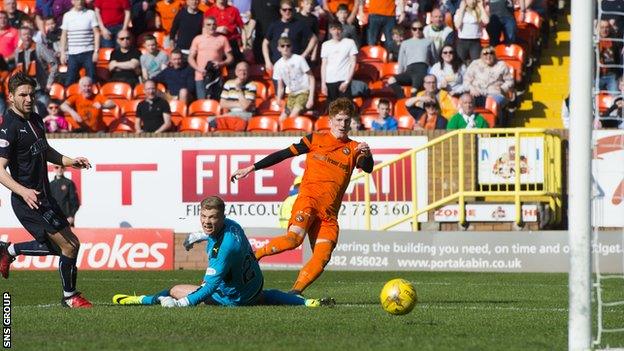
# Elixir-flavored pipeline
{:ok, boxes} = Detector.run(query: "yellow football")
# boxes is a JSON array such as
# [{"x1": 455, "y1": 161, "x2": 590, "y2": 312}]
[{"x1": 380, "y1": 278, "x2": 417, "y2": 315}]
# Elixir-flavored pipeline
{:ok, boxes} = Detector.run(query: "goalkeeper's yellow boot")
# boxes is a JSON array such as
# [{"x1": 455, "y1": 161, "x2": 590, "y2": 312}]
[
  {"x1": 113, "y1": 294, "x2": 144, "y2": 305},
  {"x1": 305, "y1": 297, "x2": 336, "y2": 307}
]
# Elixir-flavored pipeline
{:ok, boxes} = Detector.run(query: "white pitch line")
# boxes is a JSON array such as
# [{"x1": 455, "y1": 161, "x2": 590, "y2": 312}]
[
  {"x1": 340, "y1": 303, "x2": 568, "y2": 312},
  {"x1": 19, "y1": 303, "x2": 569, "y2": 313}
]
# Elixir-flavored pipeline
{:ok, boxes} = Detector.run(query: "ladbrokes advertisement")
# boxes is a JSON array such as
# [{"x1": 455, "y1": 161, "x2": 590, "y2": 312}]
[
  {"x1": 0, "y1": 136, "x2": 429, "y2": 232},
  {"x1": 0, "y1": 228, "x2": 174, "y2": 270}
]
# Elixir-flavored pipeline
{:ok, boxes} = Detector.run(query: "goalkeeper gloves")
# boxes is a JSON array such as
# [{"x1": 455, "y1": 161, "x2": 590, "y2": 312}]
[
  {"x1": 158, "y1": 296, "x2": 190, "y2": 308},
  {"x1": 183, "y1": 231, "x2": 209, "y2": 251}
]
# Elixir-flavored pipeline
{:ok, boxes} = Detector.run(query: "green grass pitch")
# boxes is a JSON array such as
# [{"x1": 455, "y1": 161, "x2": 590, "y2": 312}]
[{"x1": 3, "y1": 270, "x2": 624, "y2": 350}]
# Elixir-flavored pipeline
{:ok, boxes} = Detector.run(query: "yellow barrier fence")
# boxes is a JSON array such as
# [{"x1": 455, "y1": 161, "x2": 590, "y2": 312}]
[{"x1": 346, "y1": 129, "x2": 563, "y2": 231}]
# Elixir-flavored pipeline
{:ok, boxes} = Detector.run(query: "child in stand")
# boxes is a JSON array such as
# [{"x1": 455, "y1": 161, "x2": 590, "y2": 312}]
[
  {"x1": 386, "y1": 26, "x2": 405, "y2": 62},
  {"x1": 43, "y1": 99, "x2": 70, "y2": 133},
  {"x1": 370, "y1": 98, "x2": 398, "y2": 131}
]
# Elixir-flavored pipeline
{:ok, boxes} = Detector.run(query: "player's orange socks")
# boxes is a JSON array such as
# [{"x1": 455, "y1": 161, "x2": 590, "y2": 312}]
[
  {"x1": 255, "y1": 232, "x2": 303, "y2": 260},
  {"x1": 291, "y1": 241, "x2": 334, "y2": 293}
]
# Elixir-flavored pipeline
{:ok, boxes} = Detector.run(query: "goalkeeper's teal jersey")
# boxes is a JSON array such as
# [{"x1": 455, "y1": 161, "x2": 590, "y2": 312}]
[{"x1": 186, "y1": 218, "x2": 263, "y2": 306}]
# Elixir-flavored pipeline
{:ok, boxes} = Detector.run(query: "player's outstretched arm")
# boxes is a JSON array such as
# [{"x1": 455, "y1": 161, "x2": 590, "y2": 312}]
[
  {"x1": 231, "y1": 147, "x2": 298, "y2": 182},
  {"x1": 46, "y1": 147, "x2": 91, "y2": 169}
]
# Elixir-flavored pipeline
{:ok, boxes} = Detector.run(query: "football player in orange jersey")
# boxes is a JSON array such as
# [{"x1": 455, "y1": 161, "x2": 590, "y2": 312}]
[{"x1": 231, "y1": 97, "x2": 374, "y2": 295}]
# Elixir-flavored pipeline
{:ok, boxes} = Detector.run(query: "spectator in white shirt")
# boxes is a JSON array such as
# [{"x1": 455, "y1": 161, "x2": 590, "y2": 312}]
[
  {"x1": 60, "y1": 0, "x2": 100, "y2": 86},
  {"x1": 273, "y1": 37, "x2": 315, "y2": 120},
  {"x1": 320, "y1": 21, "x2": 357, "y2": 102}
]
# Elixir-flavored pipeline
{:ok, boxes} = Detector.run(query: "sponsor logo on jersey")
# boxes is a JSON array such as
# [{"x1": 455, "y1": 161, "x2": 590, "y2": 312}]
[
  {"x1": 205, "y1": 267, "x2": 216, "y2": 275},
  {"x1": 29, "y1": 138, "x2": 48, "y2": 156}
]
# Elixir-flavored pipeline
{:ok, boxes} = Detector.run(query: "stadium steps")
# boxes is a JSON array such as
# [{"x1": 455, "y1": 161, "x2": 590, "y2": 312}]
[{"x1": 512, "y1": 14, "x2": 570, "y2": 128}]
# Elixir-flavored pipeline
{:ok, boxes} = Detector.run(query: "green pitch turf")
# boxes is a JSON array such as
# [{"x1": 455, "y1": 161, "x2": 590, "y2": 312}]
[{"x1": 3, "y1": 270, "x2": 624, "y2": 350}]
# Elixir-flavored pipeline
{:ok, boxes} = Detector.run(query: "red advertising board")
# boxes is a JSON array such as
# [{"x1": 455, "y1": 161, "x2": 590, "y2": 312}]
[{"x1": 0, "y1": 228, "x2": 174, "y2": 270}]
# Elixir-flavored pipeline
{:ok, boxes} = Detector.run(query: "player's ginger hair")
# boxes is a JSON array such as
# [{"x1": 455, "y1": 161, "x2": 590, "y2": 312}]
[
  {"x1": 328, "y1": 97, "x2": 356, "y2": 118},
  {"x1": 200, "y1": 196, "x2": 226, "y2": 214}
]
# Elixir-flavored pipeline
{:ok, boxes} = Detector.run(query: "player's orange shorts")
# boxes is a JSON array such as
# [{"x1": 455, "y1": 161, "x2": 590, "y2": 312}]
[{"x1": 288, "y1": 195, "x2": 339, "y2": 245}]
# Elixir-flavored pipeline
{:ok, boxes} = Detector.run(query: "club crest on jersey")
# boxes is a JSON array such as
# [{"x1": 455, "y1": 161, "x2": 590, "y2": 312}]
[
  {"x1": 342, "y1": 147, "x2": 350, "y2": 155},
  {"x1": 295, "y1": 214, "x2": 304, "y2": 222},
  {"x1": 0, "y1": 139, "x2": 8, "y2": 148}
]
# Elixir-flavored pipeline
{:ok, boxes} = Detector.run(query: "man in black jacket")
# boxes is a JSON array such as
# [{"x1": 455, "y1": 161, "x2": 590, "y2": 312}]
[{"x1": 50, "y1": 165, "x2": 80, "y2": 227}]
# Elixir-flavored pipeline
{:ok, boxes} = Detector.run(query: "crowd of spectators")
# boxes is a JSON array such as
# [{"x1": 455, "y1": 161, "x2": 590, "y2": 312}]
[
  {"x1": 595, "y1": 0, "x2": 624, "y2": 129},
  {"x1": 0, "y1": 0, "x2": 560, "y2": 133}
]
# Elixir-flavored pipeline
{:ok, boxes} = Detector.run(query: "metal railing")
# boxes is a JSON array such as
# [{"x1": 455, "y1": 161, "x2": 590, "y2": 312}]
[{"x1": 346, "y1": 128, "x2": 563, "y2": 231}]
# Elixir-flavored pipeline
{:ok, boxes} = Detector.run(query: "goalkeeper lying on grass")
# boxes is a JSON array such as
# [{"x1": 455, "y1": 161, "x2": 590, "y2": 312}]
[{"x1": 113, "y1": 196, "x2": 334, "y2": 308}]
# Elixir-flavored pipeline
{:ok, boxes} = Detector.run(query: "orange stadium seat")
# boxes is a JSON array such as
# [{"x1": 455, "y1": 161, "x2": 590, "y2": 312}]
[
  {"x1": 188, "y1": 99, "x2": 221, "y2": 117},
  {"x1": 252, "y1": 80, "x2": 268, "y2": 100},
  {"x1": 102, "y1": 105, "x2": 122, "y2": 127},
  {"x1": 16, "y1": 0, "x2": 33, "y2": 14},
  {"x1": 168, "y1": 100, "x2": 187, "y2": 126},
  {"x1": 352, "y1": 97, "x2": 363, "y2": 109},
  {"x1": 280, "y1": 116, "x2": 313, "y2": 132},
  {"x1": 108, "y1": 118, "x2": 135, "y2": 133},
  {"x1": 97, "y1": 48, "x2": 114, "y2": 65},
  {"x1": 49, "y1": 83, "x2": 65, "y2": 101},
  {"x1": 475, "y1": 96, "x2": 499, "y2": 127},
  {"x1": 396, "y1": 115, "x2": 415, "y2": 130},
  {"x1": 178, "y1": 117, "x2": 210, "y2": 133},
  {"x1": 596, "y1": 93, "x2": 614, "y2": 114},
  {"x1": 358, "y1": 45, "x2": 388, "y2": 63},
  {"x1": 380, "y1": 62, "x2": 400, "y2": 80},
  {"x1": 58, "y1": 65, "x2": 87, "y2": 78},
  {"x1": 213, "y1": 116, "x2": 247, "y2": 132},
  {"x1": 100, "y1": 82, "x2": 133, "y2": 100},
  {"x1": 247, "y1": 116, "x2": 279, "y2": 132},
  {"x1": 360, "y1": 97, "x2": 394, "y2": 115},
  {"x1": 65, "y1": 83, "x2": 98, "y2": 97},
  {"x1": 168, "y1": 100, "x2": 187, "y2": 117},
  {"x1": 394, "y1": 98, "x2": 411, "y2": 118},
  {"x1": 257, "y1": 97, "x2": 283, "y2": 115},
  {"x1": 314, "y1": 116, "x2": 331, "y2": 132},
  {"x1": 132, "y1": 82, "x2": 167, "y2": 99},
  {"x1": 495, "y1": 44, "x2": 526, "y2": 65},
  {"x1": 120, "y1": 99, "x2": 142, "y2": 119}
]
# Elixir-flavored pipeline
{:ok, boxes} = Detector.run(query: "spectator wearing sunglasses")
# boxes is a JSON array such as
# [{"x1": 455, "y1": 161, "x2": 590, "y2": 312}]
[
  {"x1": 429, "y1": 44, "x2": 466, "y2": 96},
  {"x1": 387, "y1": 19, "x2": 435, "y2": 98},
  {"x1": 43, "y1": 99, "x2": 70, "y2": 133},
  {"x1": 108, "y1": 30, "x2": 142, "y2": 87},
  {"x1": 463, "y1": 46, "x2": 514, "y2": 117},
  {"x1": 262, "y1": 0, "x2": 317, "y2": 72}
]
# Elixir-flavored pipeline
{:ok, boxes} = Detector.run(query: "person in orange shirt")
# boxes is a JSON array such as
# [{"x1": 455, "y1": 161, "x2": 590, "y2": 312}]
[
  {"x1": 232, "y1": 98, "x2": 374, "y2": 295},
  {"x1": 155, "y1": 0, "x2": 183, "y2": 35},
  {"x1": 366, "y1": 0, "x2": 404, "y2": 47},
  {"x1": 188, "y1": 16, "x2": 233, "y2": 99},
  {"x1": 60, "y1": 76, "x2": 116, "y2": 132}
]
